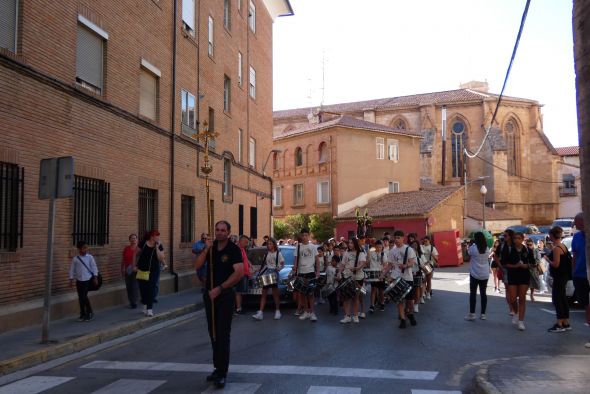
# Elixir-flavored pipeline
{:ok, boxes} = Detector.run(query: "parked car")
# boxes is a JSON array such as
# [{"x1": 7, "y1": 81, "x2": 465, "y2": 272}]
[
  {"x1": 525, "y1": 224, "x2": 540, "y2": 234},
  {"x1": 545, "y1": 236, "x2": 575, "y2": 301},
  {"x1": 526, "y1": 233, "x2": 549, "y2": 246},
  {"x1": 551, "y1": 218, "x2": 576, "y2": 237},
  {"x1": 243, "y1": 245, "x2": 295, "y2": 305},
  {"x1": 506, "y1": 225, "x2": 536, "y2": 234},
  {"x1": 537, "y1": 225, "x2": 551, "y2": 234}
]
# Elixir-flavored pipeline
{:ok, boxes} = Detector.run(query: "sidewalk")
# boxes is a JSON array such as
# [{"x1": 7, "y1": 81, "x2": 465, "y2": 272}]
[{"x1": 0, "y1": 287, "x2": 204, "y2": 376}]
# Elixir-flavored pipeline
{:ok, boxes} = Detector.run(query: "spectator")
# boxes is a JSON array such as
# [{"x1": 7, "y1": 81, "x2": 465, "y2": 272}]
[
  {"x1": 547, "y1": 226, "x2": 572, "y2": 332},
  {"x1": 69, "y1": 240, "x2": 98, "y2": 322},
  {"x1": 121, "y1": 234, "x2": 140, "y2": 308},
  {"x1": 465, "y1": 232, "x2": 490, "y2": 321},
  {"x1": 136, "y1": 230, "x2": 165, "y2": 317},
  {"x1": 193, "y1": 233, "x2": 209, "y2": 291},
  {"x1": 571, "y1": 213, "x2": 589, "y2": 345},
  {"x1": 234, "y1": 235, "x2": 251, "y2": 314}
]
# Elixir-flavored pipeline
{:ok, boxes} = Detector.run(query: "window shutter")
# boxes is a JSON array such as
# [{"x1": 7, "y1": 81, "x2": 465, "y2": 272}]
[
  {"x1": 0, "y1": 0, "x2": 17, "y2": 52},
  {"x1": 76, "y1": 26, "x2": 103, "y2": 90},
  {"x1": 182, "y1": 0, "x2": 196, "y2": 31},
  {"x1": 139, "y1": 69, "x2": 157, "y2": 120}
]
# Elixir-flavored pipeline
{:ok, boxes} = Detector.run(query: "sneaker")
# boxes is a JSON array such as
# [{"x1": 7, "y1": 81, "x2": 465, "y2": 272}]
[
  {"x1": 563, "y1": 324, "x2": 572, "y2": 331},
  {"x1": 420, "y1": 298, "x2": 425, "y2": 304},
  {"x1": 299, "y1": 311, "x2": 310, "y2": 320},
  {"x1": 413, "y1": 304, "x2": 419, "y2": 313},
  {"x1": 480, "y1": 314, "x2": 487, "y2": 320},
  {"x1": 379, "y1": 304, "x2": 385, "y2": 312},
  {"x1": 235, "y1": 308, "x2": 243, "y2": 315},
  {"x1": 585, "y1": 341, "x2": 590, "y2": 348},
  {"x1": 518, "y1": 321, "x2": 525, "y2": 331},
  {"x1": 77, "y1": 316, "x2": 85, "y2": 322},
  {"x1": 274, "y1": 311, "x2": 282, "y2": 320},
  {"x1": 399, "y1": 318, "x2": 407, "y2": 329},
  {"x1": 359, "y1": 312, "x2": 366, "y2": 319},
  {"x1": 206, "y1": 370, "x2": 220, "y2": 382},
  {"x1": 340, "y1": 315, "x2": 351, "y2": 324},
  {"x1": 146, "y1": 309, "x2": 154, "y2": 317},
  {"x1": 547, "y1": 324, "x2": 565, "y2": 333},
  {"x1": 84, "y1": 313, "x2": 94, "y2": 321},
  {"x1": 310, "y1": 313, "x2": 317, "y2": 322},
  {"x1": 352, "y1": 315, "x2": 360, "y2": 323},
  {"x1": 294, "y1": 309, "x2": 303, "y2": 316},
  {"x1": 426, "y1": 293, "x2": 431, "y2": 300},
  {"x1": 512, "y1": 314, "x2": 518, "y2": 325},
  {"x1": 369, "y1": 305, "x2": 375, "y2": 313},
  {"x1": 252, "y1": 311, "x2": 263, "y2": 320},
  {"x1": 464, "y1": 313, "x2": 476, "y2": 321},
  {"x1": 408, "y1": 314, "x2": 417, "y2": 326}
]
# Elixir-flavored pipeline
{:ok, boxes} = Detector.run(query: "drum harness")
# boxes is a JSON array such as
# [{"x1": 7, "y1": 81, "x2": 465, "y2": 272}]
[{"x1": 260, "y1": 250, "x2": 280, "y2": 276}]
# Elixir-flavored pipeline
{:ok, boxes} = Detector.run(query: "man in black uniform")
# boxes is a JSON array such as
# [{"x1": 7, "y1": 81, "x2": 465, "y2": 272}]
[{"x1": 195, "y1": 220, "x2": 244, "y2": 389}]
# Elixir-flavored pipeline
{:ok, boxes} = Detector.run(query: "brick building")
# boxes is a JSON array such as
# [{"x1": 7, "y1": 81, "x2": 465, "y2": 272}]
[
  {"x1": 274, "y1": 82, "x2": 561, "y2": 224},
  {"x1": 555, "y1": 146, "x2": 581, "y2": 218},
  {"x1": 0, "y1": 0, "x2": 292, "y2": 328}
]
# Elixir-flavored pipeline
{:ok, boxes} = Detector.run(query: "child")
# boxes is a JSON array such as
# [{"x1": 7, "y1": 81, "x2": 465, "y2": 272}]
[
  {"x1": 69, "y1": 240, "x2": 99, "y2": 322},
  {"x1": 326, "y1": 255, "x2": 339, "y2": 315}
]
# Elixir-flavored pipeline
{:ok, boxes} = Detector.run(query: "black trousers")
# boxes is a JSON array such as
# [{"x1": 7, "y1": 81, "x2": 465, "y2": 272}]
[
  {"x1": 552, "y1": 276, "x2": 570, "y2": 319},
  {"x1": 328, "y1": 291, "x2": 338, "y2": 314},
  {"x1": 76, "y1": 279, "x2": 93, "y2": 318},
  {"x1": 138, "y1": 278, "x2": 153, "y2": 309},
  {"x1": 469, "y1": 275, "x2": 488, "y2": 314},
  {"x1": 125, "y1": 273, "x2": 139, "y2": 307},
  {"x1": 204, "y1": 290, "x2": 235, "y2": 376}
]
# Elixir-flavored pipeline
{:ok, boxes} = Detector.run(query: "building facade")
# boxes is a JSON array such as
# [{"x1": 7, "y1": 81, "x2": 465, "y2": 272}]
[
  {"x1": 555, "y1": 146, "x2": 582, "y2": 218},
  {"x1": 274, "y1": 82, "x2": 561, "y2": 224},
  {"x1": 0, "y1": 0, "x2": 292, "y2": 322}
]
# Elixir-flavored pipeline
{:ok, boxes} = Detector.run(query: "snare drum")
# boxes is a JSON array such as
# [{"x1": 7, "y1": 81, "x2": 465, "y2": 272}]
[
  {"x1": 320, "y1": 283, "x2": 336, "y2": 298},
  {"x1": 257, "y1": 271, "x2": 278, "y2": 288},
  {"x1": 384, "y1": 277, "x2": 412, "y2": 304},
  {"x1": 421, "y1": 261, "x2": 434, "y2": 275},
  {"x1": 363, "y1": 269, "x2": 382, "y2": 282},
  {"x1": 316, "y1": 273, "x2": 327, "y2": 287},
  {"x1": 337, "y1": 277, "x2": 357, "y2": 299},
  {"x1": 292, "y1": 276, "x2": 316, "y2": 295}
]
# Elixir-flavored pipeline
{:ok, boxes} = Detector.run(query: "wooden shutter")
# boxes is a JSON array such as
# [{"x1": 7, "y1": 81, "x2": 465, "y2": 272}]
[
  {"x1": 76, "y1": 26, "x2": 103, "y2": 90},
  {"x1": 139, "y1": 69, "x2": 157, "y2": 120}
]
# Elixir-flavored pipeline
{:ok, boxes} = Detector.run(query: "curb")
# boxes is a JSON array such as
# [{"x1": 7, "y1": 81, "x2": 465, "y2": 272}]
[
  {"x1": 0, "y1": 303, "x2": 199, "y2": 376},
  {"x1": 473, "y1": 364, "x2": 501, "y2": 394}
]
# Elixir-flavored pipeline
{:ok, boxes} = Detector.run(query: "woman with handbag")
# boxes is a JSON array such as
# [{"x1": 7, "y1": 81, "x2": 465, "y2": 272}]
[
  {"x1": 526, "y1": 238, "x2": 541, "y2": 302},
  {"x1": 121, "y1": 234, "x2": 139, "y2": 309},
  {"x1": 136, "y1": 230, "x2": 166, "y2": 317}
]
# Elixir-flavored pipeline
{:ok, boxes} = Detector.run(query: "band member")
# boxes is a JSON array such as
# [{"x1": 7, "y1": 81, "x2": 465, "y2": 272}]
[
  {"x1": 368, "y1": 240, "x2": 388, "y2": 313},
  {"x1": 504, "y1": 232, "x2": 533, "y2": 331},
  {"x1": 292, "y1": 228, "x2": 320, "y2": 322},
  {"x1": 410, "y1": 240, "x2": 427, "y2": 312},
  {"x1": 384, "y1": 230, "x2": 417, "y2": 328},
  {"x1": 382, "y1": 237, "x2": 392, "y2": 255},
  {"x1": 326, "y1": 257, "x2": 339, "y2": 315},
  {"x1": 421, "y1": 236, "x2": 438, "y2": 299},
  {"x1": 252, "y1": 237, "x2": 284, "y2": 321},
  {"x1": 338, "y1": 238, "x2": 367, "y2": 323},
  {"x1": 195, "y1": 220, "x2": 244, "y2": 389}
]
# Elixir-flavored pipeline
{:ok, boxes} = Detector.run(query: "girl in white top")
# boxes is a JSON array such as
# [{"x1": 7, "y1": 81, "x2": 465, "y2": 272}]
[
  {"x1": 410, "y1": 240, "x2": 426, "y2": 312},
  {"x1": 337, "y1": 238, "x2": 367, "y2": 324},
  {"x1": 421, "y1": 236, "x2": 439, "y2": 299},
  {"x1": 367, "y1": 240, "x2": 388, "y2": 312},
  {"x1": 465, "y1": 232, "x2": 491, "y2": 321},
  {"x1": 252, "y1": 237, "x2": 284, "y2": 321}
]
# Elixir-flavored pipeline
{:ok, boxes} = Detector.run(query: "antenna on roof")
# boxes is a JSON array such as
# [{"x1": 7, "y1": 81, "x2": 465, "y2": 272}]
[{"x1": 320, "y1": 50, "x2": 326, "y2": 108}]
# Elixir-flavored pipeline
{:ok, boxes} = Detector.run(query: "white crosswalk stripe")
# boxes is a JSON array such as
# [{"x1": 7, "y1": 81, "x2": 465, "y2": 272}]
[
  {"x1": 0, "y1": 376, "x2": 74, "y2": 394},
  {"x1": 90, "y1": 379, "x2": 166, "y2": 394},
  {"x1": 81, "y1": 360, "x2": 438, "y2": 380},
  {"x1": 200, "y1": 383, "x2": 261, "y2": 393},
  {"x1": 307, "y1": 386, "x2": 361, "y2": 394}
]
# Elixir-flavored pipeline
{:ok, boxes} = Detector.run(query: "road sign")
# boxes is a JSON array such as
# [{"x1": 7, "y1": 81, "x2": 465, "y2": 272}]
[{"x1": 39, "y1": 157, "x2": 74, "y2": 200}]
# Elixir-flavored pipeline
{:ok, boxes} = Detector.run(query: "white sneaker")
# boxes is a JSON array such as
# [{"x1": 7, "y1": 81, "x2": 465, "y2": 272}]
[
  {"x1": 146, "y1": 309, "x2": 154, "y2": 317},
  {"x1": 274, "y1": 311, "x2": 282, "y2": 320},
  {"x1": 584, "y1": 341, "x2": 590, "y2": 348},
  {"x1": 340, "y1": 315, "x2": 351, "y2": 324},
  {"x1": 252, "y1": 311, "x2": 263, "y2": 320},
  {"x1": 420, "y1": 297, "x2": 425, "y2": 304},
  {"x1": 359, "y1": 312, "x2": 366, "y2": 319},
  {"x1": 294, "y1": 309, "x2": 303, "y2": 316},
  {"x1": 512, "y1": 314, "x2": 519, "y2": 325},
  {"x1": 518, "y1": 321, "x2": 525, "y2": 331},
  {"x1": 352, "y1": 315, "x2": 360, "y2": 323},
  {"x1": 480, "y1": 314, "x2": 487, "y2": 320},
  {"x1": 414, "y1": 304, "x2": 419, "y2": 313},
  {"x1": 464, "y1": 313, "x2": 476, "y2": 321},
  {"x1": 299, "y1": 311, "x2": 310, "y2": 320},
  {"x1": 426, "y1": 293, "x2": 431, "y2": 300},
  {"x1": 310, "y1": 313, "x2": 317, "y2": 322}
]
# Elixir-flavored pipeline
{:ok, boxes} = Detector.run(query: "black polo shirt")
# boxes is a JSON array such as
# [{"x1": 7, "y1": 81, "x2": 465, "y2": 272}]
[{"x1": 206, "y1": 240, "x2": 243, "y2": 291}]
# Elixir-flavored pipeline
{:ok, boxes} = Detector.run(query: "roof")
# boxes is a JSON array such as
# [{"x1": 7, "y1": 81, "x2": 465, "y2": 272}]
[
  {"x1": 338, "y1": 186, "x2": 463, "y2": 219},
  {"x1": 466, "y1": 200, "x2": 521, "y2": 221},
  {"x1": 274, "y1": 89, "x2": 538, "y2": 119},
  {"x1": 555, "y1": 146, "x2": 579, "y2": 156},
  {"x1": 274, "y1": 115, "x2": 423, "y2": 141}
]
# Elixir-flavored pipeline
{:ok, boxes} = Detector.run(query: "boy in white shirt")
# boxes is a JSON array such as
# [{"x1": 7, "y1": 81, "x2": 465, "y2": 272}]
[
  {"x1": 69, "y1": 240, "x2": 99, "y2": 322},
  {"x1": 292, "y1": 229, "x2": 320, "y2": 322},
  {"x1": 368, "y1": 240, "x2": 388, "y2": 313},
  {"x1": 325, "y1": 258, "x2": 338, "y2": 315}
]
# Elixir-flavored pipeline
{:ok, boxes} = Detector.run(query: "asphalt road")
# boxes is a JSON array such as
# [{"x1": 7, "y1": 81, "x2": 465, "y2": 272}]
[{"x1": 2, "y1": 266, "x2": 589, "y2": 394}]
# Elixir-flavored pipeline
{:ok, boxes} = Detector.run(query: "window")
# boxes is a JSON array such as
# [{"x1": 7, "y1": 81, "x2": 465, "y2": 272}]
[
  {"x1": 388, "y1": 182, "x2": 400, "y2": 193},
  {"x1": 208, "y1": 107, "x2": 215, "y2": 132},
  {"x1": 387, "y1": 139, "x2": 399, "y2": 162},
  {"x1": 319, "y1": 142, "x2": 328, "y2": 163},
  {"x1": 293, "y1": 184, "x2": 304, "y2": 206},
  {"x1": 138, "y1": 187, "x2": 158, "y2": 239},
  {"x1": 237, "y1": 0, "x2": 242, "y2": 13},
  {"x1": 272, "y1": 151, "x2": 279, "y2": 170},
  {"x1": 249, "y1": 66, "x2": 256, "y2": 99},
  {"x1": 223, "y1": 158, "x2": 231, "y2": 196},
  {"x1": 376, "y1": 137, "x2": 385, "y2": 159},
  {"x1": 224, "y1": 75, "x2": 231, "y2": 112},
  {"x1": 250, "y1": 206, "x2": 258, "y2": 238},
  {"x1": 181, "y1": 90, "x2": 196, "y2": 133},
  {"x1": 505, "y1": 119, "x2": 520, "y2": 176},
  {"x1": 224, "y1": 0, "x2": 231, "y2": 29},
  {"x1": 237, "y1": 129, "x2": 243, "y2": 162},
  {"x1": 0, "y1": 162, "x2": 24, "y2": 251},
  {"x1": 317, "y1": 181, "x2": 330, "y2": 204},
  {"x1": 248, "y1": 0, "x2": 256, "y2": 32},
  {"x1": 182, "y1": 0, "x2": 196, "y2": 32},
  {"x1": 76, "y1": 23, "x2": 106, "y2": 93},
  {"x1": 139, "y1": 67, "x2": 158, "y2": 120},
  {"x1": 273, "y1": 186, "x2": 282, "y2": 207},
  {"x1": 393, "y1": 119, "x2": 407, "y2": 130},
  {"x1": 0, "y1": 0, "x2": 18, "y2": 52},
  {"x1": 451, "y1": 120, "x2": 465, "y2": 178},
  {"x1": 294, "y1": 147, "x2": 303, "y2": 167},
  {"x1": 208, "y1": 16, "x2": 214, "y2": 56},
  {"x1": 73, "y1": 176, "x2": 110, "y2": 246},
  {"x1": 238, "y1": 204, "x2": 244, "y2": 235},
  {"x1": 249, "y1": 137, "x2": 256, "y2": 168},
  {"x1": 563, "y1": 174, "x2": 575, "y2": 189},
  {"x1": 180, "y1": 195, "x2": 194, "y2": 243},
  {"x1": 238, "y1": 52, "x2": 243, "y2": 87}
]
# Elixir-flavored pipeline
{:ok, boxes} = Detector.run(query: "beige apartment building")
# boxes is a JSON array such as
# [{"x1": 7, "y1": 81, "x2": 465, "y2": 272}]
[
  {"x1": 271, "y1": 114, "x2": 422, "y2": 218},
  {"x1": 274, "y1": 82, "x2": 560, "y2": 224},
  {"x1": 0, "y1": 0, "x2": 292, "y2": 329}
]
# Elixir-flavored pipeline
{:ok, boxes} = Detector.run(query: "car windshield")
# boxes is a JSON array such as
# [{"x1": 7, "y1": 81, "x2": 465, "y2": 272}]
[
  {"x1": 537, "y1": 226, "x2": 551, "y2": 233},
  {"x1": 553, "y1": 220, "x2": 573, "y2": 228},
  {"x1": 562, "y1": 237, "x2": 573, "y2": 252},
  {"x1": 278, "y1": 246, "x2": 295, "y2": 268},
  {"x1": 507, "y1": 226, "x2": 532, "y2": 234}
]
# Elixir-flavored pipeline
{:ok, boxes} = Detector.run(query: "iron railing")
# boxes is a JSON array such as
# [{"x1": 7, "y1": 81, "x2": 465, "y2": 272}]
[
  {"x1": 180, "y1": 195, "x2": 194, "y2": 243},
  {"x1": 0, "y1": 162, "x2": 24, "y2": 251},
  {"x1": 73, "y1": 176, "x2": 110, "y2": 245},
  {"x1": 138, "y1": 187, "x2": 158, "y2": 238},
  {"x1": 559, "y1": 185, "x2": 577, "y2": 197}
]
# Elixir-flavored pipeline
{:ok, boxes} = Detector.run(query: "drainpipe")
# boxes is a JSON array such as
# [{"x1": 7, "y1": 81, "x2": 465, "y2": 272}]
[{"x1": 169, "y1": 0, "x2": 179, "y2": 292}]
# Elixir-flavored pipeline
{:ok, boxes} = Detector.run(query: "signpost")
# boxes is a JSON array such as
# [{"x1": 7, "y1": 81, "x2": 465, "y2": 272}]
[{"x1": 39, "y1": 157, "x2": 74, "y2": 344}]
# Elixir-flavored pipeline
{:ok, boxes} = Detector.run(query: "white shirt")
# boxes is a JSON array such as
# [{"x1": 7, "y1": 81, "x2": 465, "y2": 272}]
[
  {"x1": 296, "y1": 243, "x2": 318, "y2": 274},
  {"x1": 368, "y1": 250, "x2": 388, "y2": 270},
  {"x1": 388, "y1": 245, "x2": 416, "y2": 281},
  {"x1": 413, "y1": 253, "x2": 426, "y2": 274},
  {"x1": 468, "y1": 244, "x2": 491, "y2": 280},
  {"x1": 69, "y1": 254, "x2": 98, "y2": 281},
  {"x1": 341, "y1": 250, "x2": 367, "y2": 280},
  {"x1": 326, "y1": 265, "x2": 337, "y2": 285},
  {"x1": 421, "y1": 244, "x2": 439, "y2": 264},
  {"x1": 263, "y1": 250, "x2": 284, "y2": 271}
]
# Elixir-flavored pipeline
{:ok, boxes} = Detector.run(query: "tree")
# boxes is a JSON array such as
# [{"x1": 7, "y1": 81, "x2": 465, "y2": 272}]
[
  {"x1": 309, "y1": 213, "x2": 336, "y2": 242},
  {"x1": 272, "y1": 214, "x2": 311, "y2": 240},
  {"x1": 273, "y1": 219, "x2": 290, "y2": 240}
]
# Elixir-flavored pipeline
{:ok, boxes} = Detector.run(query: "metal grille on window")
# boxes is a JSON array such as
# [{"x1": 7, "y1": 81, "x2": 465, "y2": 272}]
[
  {"x1": 0, "y1": 162, "x2": 24, "y2": 251},
  {"x1": 138, "y1": 187, "x2": 158, "y2": 239},
  {"x1": 73, "y1": 176, "x2": 110, "y2": 246},
  {"x1": 181, "y1": 195, "x2": 194, "y2": 243}
]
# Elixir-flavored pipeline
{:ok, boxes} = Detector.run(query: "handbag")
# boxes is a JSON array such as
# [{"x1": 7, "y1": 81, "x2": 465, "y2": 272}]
[
  {"x1": 77, "y1": 256, "x2": 102, "y2": 291},
  {"x1": 136, "y1": 248, "x2": 155, "y2": 281}
]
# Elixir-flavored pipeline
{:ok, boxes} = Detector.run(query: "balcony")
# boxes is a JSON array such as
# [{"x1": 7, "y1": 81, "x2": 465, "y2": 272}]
[{"x1": 559, "y1": 186, "x2": 577, "y2": 197}]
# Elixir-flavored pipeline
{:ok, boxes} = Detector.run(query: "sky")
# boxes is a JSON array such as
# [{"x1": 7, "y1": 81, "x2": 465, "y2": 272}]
[{"x1": 272, "y1": 0, "x2": 578, "y2": 148}]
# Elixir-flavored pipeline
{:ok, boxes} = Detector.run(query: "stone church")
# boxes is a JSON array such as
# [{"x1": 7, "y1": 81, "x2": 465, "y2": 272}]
[{"x1": 274, "y1": 81, "x2": 560, "y2": 224}]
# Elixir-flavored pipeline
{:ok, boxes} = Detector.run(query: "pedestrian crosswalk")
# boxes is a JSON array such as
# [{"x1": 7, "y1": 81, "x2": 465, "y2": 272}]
[{"x1": 0, "y1": 376, "x2": 74, "y2": 394}]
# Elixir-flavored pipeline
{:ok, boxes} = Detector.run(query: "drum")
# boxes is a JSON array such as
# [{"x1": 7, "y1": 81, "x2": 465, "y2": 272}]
[
  {"x1": 421, "y1": 261, "x2": 434, "y2": 275},
  {"x1": 384, "y1": 277, "x2": 412, "y2": 304},
  {"x1": 337, "y1": 277, "x2": 357, "y2": 299},
  {"x1": 257, "y1": 271, "x2": 278, "y2": 287},
  {"x1": 292, "y1": 276, "x2": 316, "y2": 295},
  {"x1": 356, "y1": 284, "x2": 367, "y2": 296},
  {"x1": 363, "y1": 269, "x2": 382, "y2": 282},
  {"x1": 316, "y1": 273, "x2": 327, "y2": 287},
  {"x1": 413, "y1": 273, "x2": 423, "y2": 287},
  {"x1": 320, "y1": 283, "x2": 336, "y2": 298}
]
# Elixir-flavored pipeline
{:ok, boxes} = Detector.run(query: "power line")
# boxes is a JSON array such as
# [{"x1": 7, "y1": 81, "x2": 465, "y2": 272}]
[{"x1": 472, "y1": 154, "x2": 576, "y2": 184}]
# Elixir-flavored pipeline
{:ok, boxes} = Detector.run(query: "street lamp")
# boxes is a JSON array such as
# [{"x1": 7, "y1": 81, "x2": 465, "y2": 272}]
[
  {"x1": 262, "y1": 149, "x2": 282, "y2": 238},
  {"x1": 480, "y1": 184, "x2": 488, "y2": 230}
]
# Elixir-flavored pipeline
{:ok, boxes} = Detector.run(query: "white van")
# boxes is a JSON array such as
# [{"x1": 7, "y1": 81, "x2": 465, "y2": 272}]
[{"x1": 551, "y1": 218, "x2": 576, "y2": 237}]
